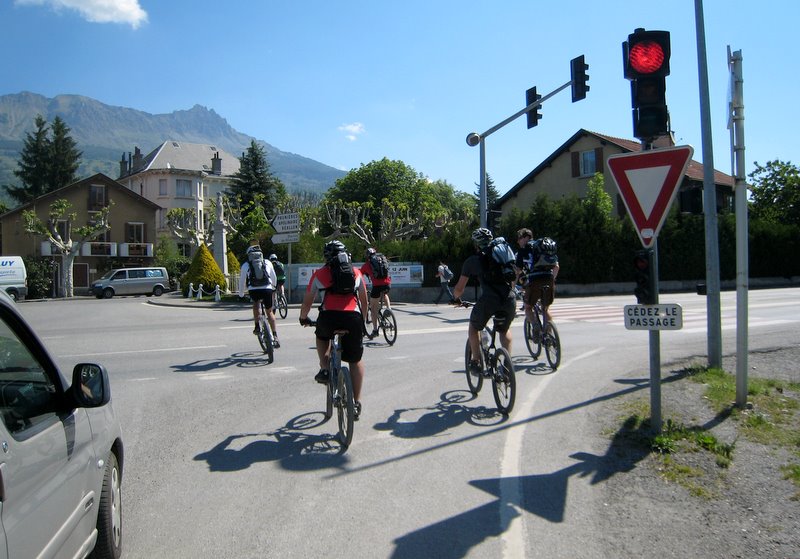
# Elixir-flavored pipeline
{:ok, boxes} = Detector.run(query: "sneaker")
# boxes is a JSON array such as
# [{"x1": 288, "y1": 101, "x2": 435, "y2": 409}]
[
  {"x1": 253, "y1": 325, "x2": 261, "y2": 335},
  {"x1": 314, "y1": 369, "x2": 329, "y2": 384},
  {"x1": 272, "y1": 335, "x2": 280, "y2": 348},
  {"x1": 370, "y1": 329, "x2": 380, "y2": 339},
  {"x1": 354, "y1": 401, "x2": 362, "y2": 421},
  {"x1": 469, "y1": 360, "x2": 483, "y2": 378}
]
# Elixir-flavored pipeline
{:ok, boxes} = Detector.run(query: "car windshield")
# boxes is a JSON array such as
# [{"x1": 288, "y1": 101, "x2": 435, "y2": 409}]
[{"x1": 99, "y1": 270, "x2": 117, "y2": 280}]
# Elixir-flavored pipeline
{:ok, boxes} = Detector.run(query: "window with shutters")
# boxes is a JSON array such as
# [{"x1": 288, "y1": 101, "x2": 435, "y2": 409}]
[{"x1": 571, "y1": 147, "x2": 604, "y2": 178}]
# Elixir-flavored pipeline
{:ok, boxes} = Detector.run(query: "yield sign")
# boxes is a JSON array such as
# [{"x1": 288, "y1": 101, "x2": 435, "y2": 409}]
[{"x1": 607, "y1": 145, "x2": 694, "y2": 248}]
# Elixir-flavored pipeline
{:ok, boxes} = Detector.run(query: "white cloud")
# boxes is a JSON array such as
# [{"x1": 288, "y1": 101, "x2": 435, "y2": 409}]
[
  {"x1": 16, "y1": 0, "x2": 148, "y2": 29},
  {"x1": 338, "y1": 122, "x2": 365, "y2": 142}
]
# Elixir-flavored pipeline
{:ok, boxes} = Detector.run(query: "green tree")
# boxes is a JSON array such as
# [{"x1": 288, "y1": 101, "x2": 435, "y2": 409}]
[
  {"x1": 4, "y1": 115, "x2": 82, "y2": 206},
  {"x1": 474, "y1": 173, "x2": 500, "y2": 223},
  {"x1": 6, "y1": 115, "x2": 50, "y2": 205},
  {"x1": 153, "y1": 235, "x2": 190, "y2": 290},
  {"x1": 23, "y1": 199, "x2": 112, "y2": 297},
  {"x1": 48, "y1": 116, "x2": 81, "y2": 190},
  {"x1": 748, "y1": 160, "x2": 800, "y2": 227},
  {"x1": 182, "y1": 244, "x2": 226, "y2": 297},
  {"x1": 228, "y1": 140, "x2": 287, "y2": 216}
]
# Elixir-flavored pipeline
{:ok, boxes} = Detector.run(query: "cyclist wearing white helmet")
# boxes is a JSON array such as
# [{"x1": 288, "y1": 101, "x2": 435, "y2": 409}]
[
  {"x1": 238, "y1": 241, "x2": 280, "y2": 347},
  {"x1": 453, "y1": 227, "x2": 516, "y2": 379},
  {"x1": 268, "y1": 253, "x2": 286, "y2": 301}
]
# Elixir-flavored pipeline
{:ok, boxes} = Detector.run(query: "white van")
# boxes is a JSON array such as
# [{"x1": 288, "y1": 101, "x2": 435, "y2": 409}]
[
  {"x1": 92, "y1": 266, "x2": 170, "y2": 299},
  {"x1": 0, "y1": 256, "x2": 28, "y2": 301}
]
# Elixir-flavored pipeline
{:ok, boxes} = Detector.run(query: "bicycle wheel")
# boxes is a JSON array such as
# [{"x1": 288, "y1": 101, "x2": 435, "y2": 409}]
[
  {"x1": 544, "y1": 321, "x2": 561, "y2": 370},
  {"x1": 464, "y1": 339, "x2": 484, "y2": 395},
  {"x1": 380, "y1": 309, "x2": 397, "y2": 345},
  {"x1": 277, "y1": 294, "x2": 288, "y2": 319},
  {"x1": 258, "y1": 316, "x2": 274, "y2": 363},
  {"x1": 336, "y1": 365, "x2": 355, "y2": 447},
  {"x1": 491, "y1": 347, "x2": 516, "y2": 415},
  {"x1": 524, "y1": 317, "x2": 542, "y2": 360}
]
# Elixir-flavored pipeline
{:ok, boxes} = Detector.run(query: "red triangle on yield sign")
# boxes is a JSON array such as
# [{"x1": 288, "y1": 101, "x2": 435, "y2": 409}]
[{"x1": 607, "y1": 145, "x2": 694, "y2": 248}]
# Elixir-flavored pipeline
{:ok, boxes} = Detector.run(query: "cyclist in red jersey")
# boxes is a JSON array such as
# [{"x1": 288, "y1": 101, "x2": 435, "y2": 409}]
[
  {"x1": 361, "y1": 247, "x2": 392, "y2": 339},
  {"x1": 299, "y1": 240, "x2": 370, "y2": 419}
]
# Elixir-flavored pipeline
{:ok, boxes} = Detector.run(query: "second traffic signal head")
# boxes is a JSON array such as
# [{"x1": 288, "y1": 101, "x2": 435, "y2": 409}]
[
  {"x1": 570, "y1": 55, "x2": 589, "y2": 102},
  {"x1": 525, "y1": 86, "x2": 542, "y2": 129},
  {"x1": 633, "y1": 249, "x2": 657, "y2": 305},
  {"x1": 624, "y1": 29, "x2": 670, "y2": 79}
]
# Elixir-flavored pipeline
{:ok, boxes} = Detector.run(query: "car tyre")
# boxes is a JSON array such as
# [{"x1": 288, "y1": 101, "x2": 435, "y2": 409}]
[
  {"x1": 103, "y1": 288, "x2": 114, "y2": 299},
  {"x1": 153, "y1": 285, "x2": 164, "y2": 297},
  {"x1": 91, "y1": 451, "x2": 122, "y2": 559}
]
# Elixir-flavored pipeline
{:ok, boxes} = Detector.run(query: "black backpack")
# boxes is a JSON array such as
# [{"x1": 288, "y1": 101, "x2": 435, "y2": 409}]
[
  {"x1": 481, "y1": 237, "x2": 517, "y2": 285},
  {"x1": 247, "y1": 249, "x2": 271, "y2": 288},
  {"x1": 370, "y1": 253, "x2": 389, "y2": 279},
  {"x1": 328, "y1": 252, "x2": 356, "y2": 294},
  {"x1": 272, "y1": 260, "x2": 285, "y2": 277}
]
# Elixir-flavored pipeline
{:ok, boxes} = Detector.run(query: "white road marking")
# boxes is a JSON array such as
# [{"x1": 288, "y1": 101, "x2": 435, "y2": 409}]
[
  {"x1": 60, "y1": 345, "x2": 226, "y2": 358},
  {"x1": 500, "y1": 347, "x2": 605, "y2": 559}
]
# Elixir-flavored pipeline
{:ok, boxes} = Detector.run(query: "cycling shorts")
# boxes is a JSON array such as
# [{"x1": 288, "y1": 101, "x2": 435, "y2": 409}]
[
  {"x1": 370, "y1": 284, "x2": 391, "y2": 300},
  {"x1": 524, "y1": 276, "x2": 555, "y2": 308},
  {"x1": 250, "y1": 289, "x2": 274, "y2": 304},
  {"x1": 315, "y1": 310, "x2": 364, "y2": 363},
  {"x1": 469, "y1": 295, "x2": 516, "y2": 334}
]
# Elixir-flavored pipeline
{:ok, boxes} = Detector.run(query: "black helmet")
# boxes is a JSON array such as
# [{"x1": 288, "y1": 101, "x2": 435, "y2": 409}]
[
  {"x1": 323, "y1": 240, "x2": 346, "y2": 263},
  {"x1": 471, "y1": 227, "x2": 493, "y2": 250},
  {"x1": 540, "y1": 237, "x2": 557, "y2": 255}
]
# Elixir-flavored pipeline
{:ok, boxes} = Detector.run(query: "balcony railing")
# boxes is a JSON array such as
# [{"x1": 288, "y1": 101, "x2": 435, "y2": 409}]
[
  {"x1": 81, "y1": 242, "x2": 118, "y2": 257},
  {"x1": 119, "y1": 243, "x2": 153, "y2": 257}
]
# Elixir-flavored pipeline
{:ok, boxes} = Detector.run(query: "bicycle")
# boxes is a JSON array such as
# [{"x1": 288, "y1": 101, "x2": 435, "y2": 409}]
[
  {"x1": 522, "y1": 284, "x2": 561, "y2": 370},
  {"x1": 257, "y1": 300, "x2": 275, "y2": 363},
  {"x1": 458, "y1": 302, "x2": 516, "y2": 415},
  {"x1": 302, "y1": 318, "x2": 355, "y2": 448},
  {"x1": 369, "y1": 295, "x2": 397, "y2": 346},
  {"x1": 274, "y1": 289, "x2": 288, "y2": 319}
]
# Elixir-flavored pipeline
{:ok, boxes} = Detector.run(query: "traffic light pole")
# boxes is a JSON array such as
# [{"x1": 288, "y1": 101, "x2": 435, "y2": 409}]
[
  {"x1": 649, "y1": 238, "x2": 662, "y2": 432},
  {"x1": 468, "y1": 81, "x2": 572, "y2": 228}
]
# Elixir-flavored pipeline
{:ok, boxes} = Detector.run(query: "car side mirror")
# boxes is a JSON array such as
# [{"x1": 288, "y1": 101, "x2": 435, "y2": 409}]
[{"x1": 71, "y1": 363, "x2": 111, "y2": 407}]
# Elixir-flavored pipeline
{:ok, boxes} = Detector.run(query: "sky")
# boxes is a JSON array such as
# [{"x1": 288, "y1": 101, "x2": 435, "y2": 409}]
[{"x1": 0, "y1": 0, "x2": 793, "y2": 196}]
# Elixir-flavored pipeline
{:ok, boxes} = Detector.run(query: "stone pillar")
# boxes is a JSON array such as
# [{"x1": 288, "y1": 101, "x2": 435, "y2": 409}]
[{"x1": 212, "y1": 192, "x2": 229, "y2": 279}]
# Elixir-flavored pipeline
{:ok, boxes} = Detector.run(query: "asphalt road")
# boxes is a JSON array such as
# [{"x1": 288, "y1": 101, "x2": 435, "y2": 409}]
[{"x1": 15, "y1": 288, "x2": 800, "y2": 558}]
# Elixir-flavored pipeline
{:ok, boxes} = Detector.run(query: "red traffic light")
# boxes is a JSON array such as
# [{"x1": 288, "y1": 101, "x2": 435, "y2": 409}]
[
  {"x1": 623, "y1": 29, "x2": 670, "y2": 79},
  {"x1": 629, "y1": 41, "x2": 666, "y2": 74}
]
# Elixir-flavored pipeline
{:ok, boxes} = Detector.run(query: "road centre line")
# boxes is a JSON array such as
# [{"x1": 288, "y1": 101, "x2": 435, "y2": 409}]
[{"x1": 60, "y1": 344, "x2": 226, "y2": 358}]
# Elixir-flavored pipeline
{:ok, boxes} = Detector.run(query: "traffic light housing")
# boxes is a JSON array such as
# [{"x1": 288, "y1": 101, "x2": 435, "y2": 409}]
[
  {"x1": 525, "y1": 86, "x2": 542, "y2": 128},
  {"x1": 623, "y1": 29, "x2": 671, "y2": 140},
  {"x1": 570, "y1": 55, "x2": 589, "y2": 102},
  {"x1": 633, "y1": 249, "x2": 657, "y2": 305}
]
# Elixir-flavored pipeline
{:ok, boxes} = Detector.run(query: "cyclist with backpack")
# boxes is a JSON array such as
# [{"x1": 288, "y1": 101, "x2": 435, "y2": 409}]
[
  {"x1": 238, "y1": 243, "x2": 280, "y2": 348},
  {"x1": 299, "y1": 240, "x2": 370, "y2": 419},
  {"x1": 452, "y1": 228, "x2": 517, "y2": 378},
  {"x1": 516, "y1": 228, "x2": 560, "y2": 325},
  {"x1": 361, "y1": 247, "x2": 392, "y2": 339},
  {"x1": 269, "y1": 253, "x2": 286, "y2": 301}
]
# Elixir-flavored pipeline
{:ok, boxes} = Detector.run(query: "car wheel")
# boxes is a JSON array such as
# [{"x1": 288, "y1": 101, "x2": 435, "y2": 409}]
[
  {"x1": 91, "y1": 451, "x2": 122, "y2": 559},
  {"x1": 7, "y1": 289, "x2": 18, "y2": 301},
  {"x1": 103, "y1": 288, "x2": 114, "y2": 299},
  {"x1": 153, "y1": 285, "x2": 164, "y2": 297}
]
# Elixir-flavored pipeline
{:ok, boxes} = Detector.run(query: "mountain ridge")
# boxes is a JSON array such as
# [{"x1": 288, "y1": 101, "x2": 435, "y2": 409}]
[{"x1": 0, "y1": 91, "x2": 345, "y2": 203}]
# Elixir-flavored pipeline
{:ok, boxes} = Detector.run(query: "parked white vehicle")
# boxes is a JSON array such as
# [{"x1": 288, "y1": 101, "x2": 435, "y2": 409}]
[
  {"x1": 92, "y1": 266, "x2": 169, "y2": 299},
  {"x1": 0, "y1": 289, "x2": 123, "y2": 558},
  {"x1": 0, "y1": 256, "x2": 27, "y2": 301}
]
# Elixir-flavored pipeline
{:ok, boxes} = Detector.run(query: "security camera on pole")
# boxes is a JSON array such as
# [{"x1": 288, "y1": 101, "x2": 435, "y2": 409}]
[{"x1": 466, "y1": 56, "x2": 589, "y2": 228}]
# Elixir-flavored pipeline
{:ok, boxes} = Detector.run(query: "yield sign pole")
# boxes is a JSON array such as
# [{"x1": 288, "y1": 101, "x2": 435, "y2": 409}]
[{"x1": 607, "y1": 145, "x2": 693, "y2": 433}]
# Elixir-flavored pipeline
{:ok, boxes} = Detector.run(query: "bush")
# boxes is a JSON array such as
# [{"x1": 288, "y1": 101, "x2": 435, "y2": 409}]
[
  {"x1": 181, "y1": 244, "x2": 226, "y2": 297},
  {"x1": 22, "y1": 256, "x2": 54, "y2": 299}
]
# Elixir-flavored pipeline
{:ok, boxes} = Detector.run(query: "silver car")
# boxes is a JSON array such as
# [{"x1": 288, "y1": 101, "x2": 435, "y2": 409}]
[{"x1": 0, "y1": 290, "x2": 124, "y2": 558}]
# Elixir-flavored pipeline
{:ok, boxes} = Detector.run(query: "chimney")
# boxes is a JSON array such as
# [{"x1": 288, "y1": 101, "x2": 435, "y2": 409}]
[
  {"x1": 132, "y1": 147, "x2": 143, "y2": 171},
  {"x1": 118, "y1": 153, "x2": 129, "y2": 178},
  {"x1": 211, "y1": 151, "x2": 222, "y2": 175}
]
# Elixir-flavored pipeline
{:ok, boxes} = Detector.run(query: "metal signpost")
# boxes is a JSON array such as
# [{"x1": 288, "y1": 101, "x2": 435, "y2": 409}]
[
  {"x1": 608, "y1": 146, "x2": 693, "y2": 432},
  {"x1": 270, "y1": 212, "x2": 300, "y2": 301}
]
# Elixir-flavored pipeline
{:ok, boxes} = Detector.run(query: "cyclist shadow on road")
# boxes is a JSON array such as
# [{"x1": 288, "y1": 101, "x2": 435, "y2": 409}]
[
  {"x1": 512, "y1": 355, "x2": 557, "y2": 376},
  {"x1": 170, "y1": 351, "x2": 274, "y2": 373},
  {"x1": 193, "y1": 413, "x2": 352, "y2": 472},
  {"x1": 374, "y1": 391, "x2": 508, "y2": 439},
  {"x1": 390, "y1": 416, "x2": 652, "y2": 558}
]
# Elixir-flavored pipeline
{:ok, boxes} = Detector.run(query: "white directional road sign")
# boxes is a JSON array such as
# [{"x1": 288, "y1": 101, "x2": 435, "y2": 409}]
[
  {"x1": 271, "y1": 231, "x2": 300, "y2": 244},
  {"x1": 624, "y1": 303, "x2": 683, "y2": 330},
  {"x1": 270, "y1": 212, "x2": 300, "y2": 234}
]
